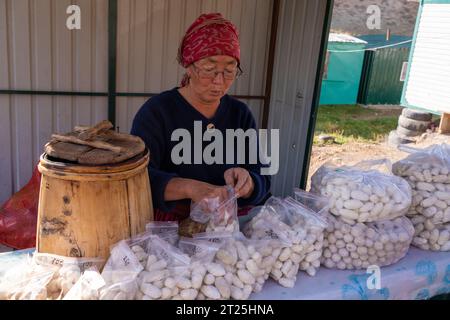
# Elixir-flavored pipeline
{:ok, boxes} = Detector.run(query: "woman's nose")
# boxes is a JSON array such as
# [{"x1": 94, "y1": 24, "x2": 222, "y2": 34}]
[{"x1": 212, "y1": 72, "x2": 225, "y2": 84}]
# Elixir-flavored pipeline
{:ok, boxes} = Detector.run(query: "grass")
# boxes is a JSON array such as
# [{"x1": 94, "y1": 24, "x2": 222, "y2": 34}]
[{"x1": 314, "y1": 104, "x2": 401, "y2": 145}]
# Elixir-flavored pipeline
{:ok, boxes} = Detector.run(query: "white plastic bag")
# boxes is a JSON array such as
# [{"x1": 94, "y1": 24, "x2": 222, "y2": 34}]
[{"x1": 311, "y1": 159, "x2": 412, "y2": 223}]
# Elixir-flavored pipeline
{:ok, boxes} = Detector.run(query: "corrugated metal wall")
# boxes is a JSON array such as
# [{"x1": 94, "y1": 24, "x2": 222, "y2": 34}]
[
  {"x1": 0, "y1": 0, "x2": 108, "y2": 203},
  {"x1": 359, "y1": 48, "x2": 410, "y2": 105},
  {"x1": 0, "y1": 0, "x2": 329, "y2": 202},
  {"x1": 115, "y1": 0, "x2": 272, "y2": 133},
  {"x1": 0, "y1": 0, "x2": 273, "y2": 203},
  {"x1": 267, "y1": 0, "x2": 328, "y2": 196}
]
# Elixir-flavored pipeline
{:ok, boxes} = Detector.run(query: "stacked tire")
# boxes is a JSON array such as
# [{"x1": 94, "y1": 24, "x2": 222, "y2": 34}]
[{"x1": 388, "y1": 108, "x2": 432, "y2": 146}]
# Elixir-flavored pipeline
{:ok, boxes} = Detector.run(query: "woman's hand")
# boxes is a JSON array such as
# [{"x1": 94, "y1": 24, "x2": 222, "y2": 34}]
[
  {"x1": 185, "y1": 180, "x2": 230, "y2": 204},
  {"x1": 224, "y1": 167, "x2": 254, "y2": 199}
]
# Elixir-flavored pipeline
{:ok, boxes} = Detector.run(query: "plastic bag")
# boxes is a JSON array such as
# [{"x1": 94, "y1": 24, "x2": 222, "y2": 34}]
[
  {"x1": 145, "y1": 221, "x2": 179, "y2": 246},
  {"x1": 0, "y1": 255, "x2": 56, "y2": 300},
  {"x1": 101, "y1": 240, "x2": 143, "y2": 287},
  {"x1": 193, "y1": 231, "x2": 278, "y2": 299},
  {"x1": 393, "y1": 144, "x2": 450, "y2": 225},
  {"x1": 190, "y1": 186, "x2": 239, "y2": 234},
  {"x1": 266, "y1": 196, "x2": 328, "y2": 277},
  {"x1": 174, "y1": 237, "x2": 221, "y2": 300},
  {"x1": 321, "y1": 215, "x2": 414, "y2": 270},
  {"x1": 99, "y1": 238, "x2": 147, "y2": 300},
  {"x1": 242, "y1": 205, "x2": 303, "y2": 287},
  {"x1": 32, "y1": 252, "x2": 104, "y2": 299},
  {"x1": 133, "y1": 234, "x2": 191, "y2": 300},
  {"x1": 409, "y1": 215, "x2": 450, "y2": 251},
  {"x1": 0, "y1": 165, "x2": 41, "y2": 249},
  {"x1": 63, "y1": 267, "x2": 106, "y2": 300},
  {"x1": 293, "y1": 188, "x2": 330, "y2": 218},
  {"x1": 311, "y1": 160, "x2": 412, "y2": 224},
  {"x1": 393, "y1": 144, "x2": 450, "y2": 180}
]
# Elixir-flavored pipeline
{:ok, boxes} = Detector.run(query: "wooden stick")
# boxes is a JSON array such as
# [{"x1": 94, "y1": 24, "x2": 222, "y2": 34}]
[
  {"x1": 51, "y1": 134, "x2": 123, "y2": 153},
  {"x1": 77, "y1": 120, "x2": 114, "y2": 140}
]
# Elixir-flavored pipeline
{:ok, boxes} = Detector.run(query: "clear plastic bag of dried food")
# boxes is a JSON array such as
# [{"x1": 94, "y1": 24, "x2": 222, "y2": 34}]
[
  {"x1": 145, "y1": 221, "x2": 179, "y2": 246},
  {"x1": 190, "y1": 186, "x2": 239, "y2": 233},
  {"x1": 409, "y1": 215, "x2": 450, "y2": 251},
  {"x1": 101, "y1": 239, "x2": 144, "y2": 287},
  {"x1": 242, "y1": 204, "x2": 307, "y2": 286},
  {"x1": 311, "y1": 160, "x2": 412, "y2": 224},
  {"x1": 322, "y1": 215, "x2": 414, "y2": 270},
  {"x1": 193, "y1": 231, "x2": 279, "y2": 299},
  {"x1": 393, "y1": 144, "x2": 450, "y2": 225},
  {"x1": 174, "y1": 237, "x2": 221, "y2": 300},
  {"x1": 133, "y1": 234, "x2": 192, "y2": 300},
  {"x1": 0, "y1": 256, "x2": 57, "y2": 300},
  {"x1": 63, "y1": 267, "x2": 106, "y2": 300},
  {"x1": 393, "y1": 144, "x2": 450, "y2": 180},
  {"x1": 32, "y1": 252, "x2": 104, "y2": 300},
  {"x1": 293, "y1": 188, "x2": 330, "y2": 217}
]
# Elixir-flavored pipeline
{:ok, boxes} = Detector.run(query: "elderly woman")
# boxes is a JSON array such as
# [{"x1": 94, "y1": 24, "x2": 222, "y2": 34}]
[{"x1": 131, "y1": 13, "x2": 270, "y2": 221}]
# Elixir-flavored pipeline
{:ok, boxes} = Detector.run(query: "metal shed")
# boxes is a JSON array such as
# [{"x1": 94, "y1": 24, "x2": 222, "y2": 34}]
[
  {"x1": 319, "y1": 33, "x2": 367, "y2": 105},
  {"x1": 401, "y1": 0, "x2": 450, "y2": 115},
  {"x1": 0, "y1": 0, "x2": 332, "y2": 203}
]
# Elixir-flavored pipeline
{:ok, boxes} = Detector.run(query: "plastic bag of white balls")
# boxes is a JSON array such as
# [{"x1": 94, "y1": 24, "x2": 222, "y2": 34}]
[
  {"x1": 311, "y1": 160, "x2": 412, "y2": 224},
  {"x1": 409, "y1": 215, "x2": 450, "y2": 251},
  {"x1": 193, "y1": 231, "x2": 280, "y2": 299},
  {"x1": 242, "y1": 205, "x2": 305, "y2": 287},
  {"x1": 190, "y1": 186, "x2": 239, "y2": 233},
  {"x1": 145, "y1": 221, "x2": 180, "y2": 246},
  {"x1": 32, "y1": 252, "x2": 104, "y2": 300},
  {"x1": 63, "y1": 267, "x2": 106, "y2": 300},
  {"x1": 293, "y1": 188, "x2": 330, "y2": 218},
  {"x1": 393, "y1": 144, "x2": 450, "y2": 225},
  {"x1": 265, "y1": 196, "x2": 328, "y2": 277},
  {"x1": 321, "y1": 215, "x2": 415, "y2": 270},
  {"x1": 99, "y1": 240, "x2": 144, "y2": 300},
  {"x1": 0, "y1": 256, "x2": 57, "y2": 300}
]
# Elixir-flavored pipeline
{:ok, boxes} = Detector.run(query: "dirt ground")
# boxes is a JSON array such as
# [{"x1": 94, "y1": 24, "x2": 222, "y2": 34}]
[{"x1": 307, "y1": 131, "x2": 450, "y2": 190}]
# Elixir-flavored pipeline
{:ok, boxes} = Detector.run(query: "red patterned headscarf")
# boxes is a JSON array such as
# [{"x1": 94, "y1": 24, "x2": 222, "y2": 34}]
[{"x1": 177, "y1": 13, "x2": 241, "y2": 86}]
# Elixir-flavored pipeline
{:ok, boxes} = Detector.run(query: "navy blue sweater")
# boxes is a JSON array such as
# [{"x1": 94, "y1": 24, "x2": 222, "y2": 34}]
[{"x1": 130, "y1": 88, "x2": 271, "y2": 213}]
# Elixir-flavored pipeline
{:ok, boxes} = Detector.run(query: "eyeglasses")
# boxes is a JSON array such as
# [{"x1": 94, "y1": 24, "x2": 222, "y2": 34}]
[{"x1": 192, "y1": 63, "x2": 243, "y2": 80}]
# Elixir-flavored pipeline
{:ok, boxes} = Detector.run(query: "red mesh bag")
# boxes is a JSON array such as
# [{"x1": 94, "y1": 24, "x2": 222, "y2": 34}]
[{"x1": 0, "y1": 165, "x2": 41, "y2": 249}]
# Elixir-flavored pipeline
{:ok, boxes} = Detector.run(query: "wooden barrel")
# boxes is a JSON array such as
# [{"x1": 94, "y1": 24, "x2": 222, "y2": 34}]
[{"x1": 36, "y1": 150, "x2": 153, "y2": 261}]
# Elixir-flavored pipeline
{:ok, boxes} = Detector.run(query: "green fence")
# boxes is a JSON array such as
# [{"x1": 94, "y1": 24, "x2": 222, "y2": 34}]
[{"x1": 358, "y1": 47, "x2": 410, "y2": 105}]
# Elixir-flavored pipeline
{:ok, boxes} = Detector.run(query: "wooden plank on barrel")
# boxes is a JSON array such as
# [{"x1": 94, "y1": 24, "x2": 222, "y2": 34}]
[{"x1": 45, "y1": 141, "x2": 93, "y2": 162}]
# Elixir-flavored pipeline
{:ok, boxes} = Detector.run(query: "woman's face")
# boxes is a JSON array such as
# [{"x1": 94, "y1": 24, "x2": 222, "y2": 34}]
[{"x1": 186, "y1": 55, "x2": 238, "y2": 104}]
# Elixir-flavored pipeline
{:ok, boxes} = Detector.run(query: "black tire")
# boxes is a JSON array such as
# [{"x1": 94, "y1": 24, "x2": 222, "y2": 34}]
[
  {"x1": 398, "y1": 115, "x2": 430, "y2": 132},
  {"x1": 388, "y1": 130, "x2": 414, "y2": 146},
  {"x1": 401, "y1": 108, "x2": 432, "y2": 121},
  {"x1": 396, "y1": 125, "x2": 422, "y2": 137}
]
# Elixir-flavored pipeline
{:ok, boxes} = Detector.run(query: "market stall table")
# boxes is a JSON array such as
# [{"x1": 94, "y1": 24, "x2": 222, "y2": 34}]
[{"x1": 0, "y1": 247, "x2": 448, "y2": 300}]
